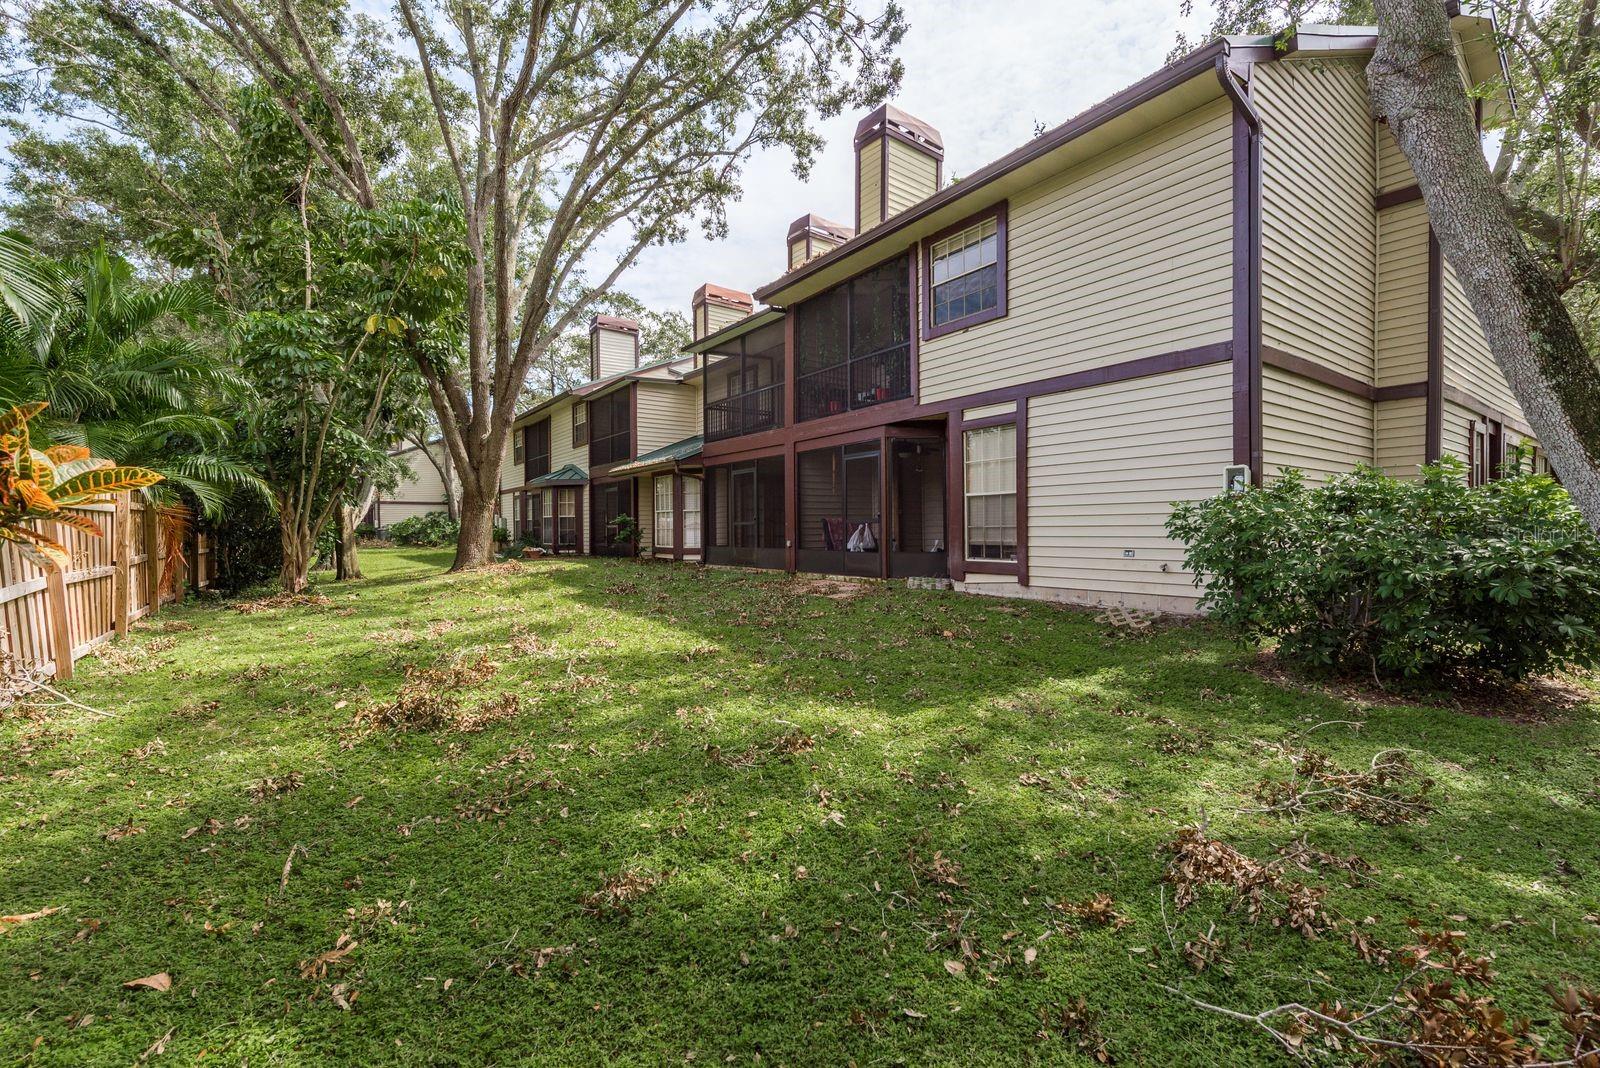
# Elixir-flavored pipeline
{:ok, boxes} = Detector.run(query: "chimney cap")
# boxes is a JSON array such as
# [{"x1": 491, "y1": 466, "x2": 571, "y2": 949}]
[
  {"x1": 692, "y1": 283, "x2": 754, "y2": 310},
  {"x1": 854, "y1": 104, "x2": 944, "y2": 156},
  {"x1": 787, "y1": 213, "x2": 855, "y2": 244},
  {"x1": 590, "y1": 314, "x2": 641, "y2": 334}
]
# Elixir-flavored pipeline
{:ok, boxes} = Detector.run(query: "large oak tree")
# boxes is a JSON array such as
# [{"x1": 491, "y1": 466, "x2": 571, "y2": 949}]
[{"x1": 119, "y1": 0, "x2": 905, "y2": 569}]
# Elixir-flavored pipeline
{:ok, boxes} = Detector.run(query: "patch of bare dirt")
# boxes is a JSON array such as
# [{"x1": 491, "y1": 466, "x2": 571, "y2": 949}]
[{"x1": 1247, "y1": 651, "x2": 1595, "y2": 724}]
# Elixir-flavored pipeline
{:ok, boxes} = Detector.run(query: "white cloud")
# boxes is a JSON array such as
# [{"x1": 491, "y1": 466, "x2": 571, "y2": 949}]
[{"x1": 611, "y1": 0, "x2": 1209, "y2": 318}]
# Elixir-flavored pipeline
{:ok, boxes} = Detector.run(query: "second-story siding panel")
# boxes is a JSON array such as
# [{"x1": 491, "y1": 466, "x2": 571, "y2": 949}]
[
  {"x1": 551, "y1": 401, "x2": 584, "y2": 472},
  {"x1": 1376, "y1": 124, "x2": 1416, "y2": 194},
  {"x1": 1261, "y1": 366, "x2": 1374, "y2": 484},
  {"x1": 636, "y1": 382, "x2": 701, "y2": 455},
  {"x1": 1375, "y1": 199, "x2": 1430, "y2": 387},
  {"x1": 919, "y1": 99, "x2": 1233, "y2": 405},
  {"x1": 1256, "y1": 57, "x2": 1377, "y2": 384},
  {"x1": 1442, "y1": 261, "x2": 1523, "y2": 420},
  {"x1": 858, "y1": 145, "x2": 882, "y2": 231},
  {"x1": 1376, "y1": 396, "x2": 1426, "y2": 478}
]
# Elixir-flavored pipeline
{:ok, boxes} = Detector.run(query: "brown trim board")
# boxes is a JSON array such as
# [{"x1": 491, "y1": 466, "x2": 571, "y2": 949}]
[
  {"x1": 1426, "y1": 228, "x2": 1444, "y2": 461},
  {"x1": 1442, "y1": 384, "x2": 1535, "y2": 439},
  {"x1": 1260, "y1": 347, "x2": 1429, "y2": 403},
  {"x1": 1375, "y1": 184, "x2": 1423, "y2": 211},
  {"x1": 1219, "y1": 58, "x2": 1263, "y2": 484}
]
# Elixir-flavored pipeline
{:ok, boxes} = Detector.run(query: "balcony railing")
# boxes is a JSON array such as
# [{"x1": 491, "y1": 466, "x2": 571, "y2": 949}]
[
  {"x1": 796, "y1": 344, "x2": 911, "y2": 423},
  {"x1": 706, "y1": 383, "x2": 783, "y2": 442}
]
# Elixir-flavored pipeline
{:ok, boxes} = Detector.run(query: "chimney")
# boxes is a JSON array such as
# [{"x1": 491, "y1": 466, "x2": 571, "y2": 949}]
[
  {"x1": 589, "y1": 314, "x2": 640, "y2": 379},
  {"x1": 854, "y1": 105, "x2": 943, "y2": 234},
  {"x1": 692, "y1": 284, "x2": 754, "y2": 341},
  {"x1": 786, "y1": 214, "x2": 854, "y2": 270}
]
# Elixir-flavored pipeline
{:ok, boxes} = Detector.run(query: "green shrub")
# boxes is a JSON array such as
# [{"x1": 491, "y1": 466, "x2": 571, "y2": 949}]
[
  {"x1": 387, "y1": 511, "x2": 459, "y2": 547},
  {"x1": 1166, "y1": 461, "x2": 1600, "y2": 681}
]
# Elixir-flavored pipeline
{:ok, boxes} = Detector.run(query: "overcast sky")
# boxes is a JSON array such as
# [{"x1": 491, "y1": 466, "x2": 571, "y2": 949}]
[{"x1": 614, "y1": 0, "x2": 1213, "y2": 319}]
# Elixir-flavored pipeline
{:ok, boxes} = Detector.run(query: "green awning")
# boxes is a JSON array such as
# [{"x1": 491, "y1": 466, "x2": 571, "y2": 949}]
[
  {"x1": 605, "y1": 435, "x2": 703, "y2": 475},
  {"x1": 529, "y1": 463, "x2": 588, "y2": 486}
]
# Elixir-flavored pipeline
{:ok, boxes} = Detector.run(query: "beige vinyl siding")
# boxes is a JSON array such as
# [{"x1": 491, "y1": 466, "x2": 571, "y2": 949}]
[
  {"x1": 789, "y1": 239, "x2": 806, "y2": 269},
  {"x1": 858, "y1": 144, "x2": 883, "y2": 232},
  {"x1": 963, "y1": 401, "x2": 1017, "y2": 421},
  {"x1": 919, "y1": 99, "x2": 1233, "y2": 405},
  {"x1": 1025, "y1": 363, "x2": 1230, "y2": 609},
  {"x1": 593, "y1": 329, "x2": 636, "y2": 379},
  {"x1": 551, "y1": 400, "x2": 585, "y2": 473},
  {"x1": 391, "y1": 445, "x2": 448, "y2": 502},
  {"x1": 1256, "y1": 58, "x2": 1377, "y2": 383},
  {"x1": 885, "y1": 137, "x2": 938, "y2": 219},
  {"x1": 635, "y1": 382, "x2": 701, "y2": 455},
  {"x1": 1440, "y1": 397, "x2": 1477, "y2": 472},
  {"x1": 703, "y1": 303, "x2": 746, "y2": 337},
  {"x1": 378, "y1": 502, "x2": 449, "y2": 524},
  {"x1": 1261, "y1": 366, "x2": 1374, "y2": 484},
  {"x1": 1375, "y1": 397, "x2": 1427, "y2": 478},
  {"x1": 1376, "y1": 123, "x2": 1415, "y2": 194},
  {"x1": 1375, "y1": 199, "x2": 1430, "y2": 387},
  {"x1": 635, "y1": 476, "x2": 653, "y2": 553},
  {"x1": 1441, "y1": 261, "x2": 1522, "y2": 419}
]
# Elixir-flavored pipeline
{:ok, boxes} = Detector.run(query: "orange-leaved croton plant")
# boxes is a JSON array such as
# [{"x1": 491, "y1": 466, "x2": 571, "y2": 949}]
[{"x1": 0, "y1": 402, "x2": 163, "y2": 572}]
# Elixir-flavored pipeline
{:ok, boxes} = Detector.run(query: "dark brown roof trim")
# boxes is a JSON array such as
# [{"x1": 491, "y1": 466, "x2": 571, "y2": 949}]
[
  {"x1": 853, "y1": 104, "x2": 944, "y2": 154},
  {"x1": 590, "y1": 314, "x2": 641, "y2": 333},
  {"x1": 786, "y1": 213, "x2": 854, "y2": 243},
  {"x1": 757, "y1": 37, "x2": 1270, "y2": 303},
  {"x1": 692, "y1": 282, "x2": 754, "y2": 310},
  {"x1": 1442, "y1": 384, "x2": 1534, "y2": 438}
]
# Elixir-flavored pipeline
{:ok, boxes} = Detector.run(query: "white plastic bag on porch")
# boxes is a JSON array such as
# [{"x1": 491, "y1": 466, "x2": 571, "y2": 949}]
[{"x1": 846, "y1": 523, "x2": 877, "y2": 553}]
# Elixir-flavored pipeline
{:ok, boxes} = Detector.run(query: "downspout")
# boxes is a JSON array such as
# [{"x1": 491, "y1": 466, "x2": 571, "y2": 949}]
[{"x1": 1217, "y1": 53, "x2": 1264, "y2": 484}]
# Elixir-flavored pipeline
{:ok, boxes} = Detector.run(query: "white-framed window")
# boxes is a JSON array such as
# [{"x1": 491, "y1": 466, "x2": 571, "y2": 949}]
[
  {"x1": 513, "y1": 431, "x2": 524, "y2": 464},
  {"x1": 682, "y1": 476, "x2": 702, "y2": 549},
  {"x1": 930, "y1": 214, "x2": 1001, "y2": 330},
  {"x1": 964, "y1": 424, "x2": 1016, "y2": 561},
  {"x1": 572, "y1": 405, "x2": 588, "y2": 447},
  {"x1": 654, "y1": 474, "x2": 675, "y2": 549}
]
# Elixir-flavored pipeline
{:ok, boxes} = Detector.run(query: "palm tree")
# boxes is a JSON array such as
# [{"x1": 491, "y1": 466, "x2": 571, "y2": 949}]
[{"x1": 0, "y1": 240, "x2": 266, "y2": 516}]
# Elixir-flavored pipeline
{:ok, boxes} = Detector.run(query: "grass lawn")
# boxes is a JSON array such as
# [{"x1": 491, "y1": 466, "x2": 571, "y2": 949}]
[{"x1": 3, "y1": 548, "x2": 1599, "y2": 1065}]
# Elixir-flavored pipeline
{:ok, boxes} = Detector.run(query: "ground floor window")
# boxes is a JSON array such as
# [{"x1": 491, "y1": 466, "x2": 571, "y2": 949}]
[
  {"x1": 557, "y1": 487, "x2": 578, "y2": 551},
  {"x1": 964, "y1": 424, "x2": 1017, "y2": 561},
  {"x1": 682, "y1": 476, "x2": 702, "y2": 550},
  {"x1": 654, "y1": 474, "x2": 675, "y2": 550}
]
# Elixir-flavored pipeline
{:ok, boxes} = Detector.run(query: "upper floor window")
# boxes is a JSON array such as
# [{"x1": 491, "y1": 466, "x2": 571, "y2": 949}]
[
  {"x1": 513, "y1": 431, "x2": 524, "y2": 464},
  {"x1": 526, "y1": 418, "x2": 550, "y2": 481},
  {"x1": 589, "y1": 388, "x2": 631, "y2": 467},
  {"x1": 795, "y1": 253, "x2": 911, "y2": 422},
  {"x1": 572, "y1": 405, "x2": 588, "y2": 447},
  {"x1": 925, "y1": 205, "x2": 1006, "y2": 339}
]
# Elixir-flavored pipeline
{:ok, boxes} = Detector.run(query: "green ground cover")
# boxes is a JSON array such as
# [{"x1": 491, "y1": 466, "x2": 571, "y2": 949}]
[{"x1": 2, "y1": 548, "x2": 1597, "y2": 1065}]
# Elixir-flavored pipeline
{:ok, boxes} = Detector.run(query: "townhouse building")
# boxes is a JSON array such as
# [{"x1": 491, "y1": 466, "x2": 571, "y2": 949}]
[{"x1": 377, "y1": 13, "x2": 1548, "y2": 612}]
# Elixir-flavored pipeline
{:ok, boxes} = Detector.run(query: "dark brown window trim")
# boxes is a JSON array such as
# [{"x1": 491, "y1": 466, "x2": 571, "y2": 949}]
[
  {"x1": 922, "y1": 202, "x2": 1009, "y2": 341},
  {"x1": 952, "y1": 415, "x2": 1027, "y2": 583}
]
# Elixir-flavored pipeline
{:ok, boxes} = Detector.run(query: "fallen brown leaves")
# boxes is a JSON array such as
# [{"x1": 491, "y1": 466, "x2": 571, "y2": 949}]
[
  {"x1": 579, "y1": 867, "x2": 669, "y2": 917},
  {"x1": 0, "y1": 906, "x2": 60, "y2": 934},
  {"x1": 348, "y1": 652, "x2": 515, "y2": 736},
  {"x1": 1163, "y1": 828, "x2": 1336, "y2": 940},
  {"x1": 233, "y1": 592, "x2": 333, "y2": 614},
  {"x1": 298, "y1": 933, "x2": 358, "y2": 980},
  {"x1": 1038, "y1": 998, "x2": 1115, "y2": 1063},
  {"x1": 123, "y1": 972, "x2": 172, "y2": 992},
  {"x1": 1254, "y1": 746, "x2": 1433, "y2": 826},
  {"x1": 249, "y1": 772, "x2": 304, "y2": 803},
  {"x1": 1054, "y1": 893, "x2": 1132, "y2": 931}
]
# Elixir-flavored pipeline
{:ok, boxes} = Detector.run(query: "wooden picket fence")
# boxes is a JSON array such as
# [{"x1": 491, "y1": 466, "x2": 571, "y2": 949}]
[{"x1": 0, "y1": 495, "x2": 213, "y2": 683}]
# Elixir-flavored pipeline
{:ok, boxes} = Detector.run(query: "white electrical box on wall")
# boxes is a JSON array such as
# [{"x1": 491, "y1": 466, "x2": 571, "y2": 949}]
[{"x1": 1223, "y1": 465, "x2": 1251, "y2": 493}]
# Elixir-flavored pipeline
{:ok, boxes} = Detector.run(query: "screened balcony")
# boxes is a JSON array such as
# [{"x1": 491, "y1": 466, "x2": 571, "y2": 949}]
[
  {"x1": 705, "y1": 457, "x2": 786, "y2": 569},
  {"x1": 795, "y1": 254, "x2": 912, "y2": 423},
  {"x1": 703, "y1": 320, "x2": 786, "y2": 442},
  {"x1": 795, "y1": 433, "x2": 947, "y2": 579}
]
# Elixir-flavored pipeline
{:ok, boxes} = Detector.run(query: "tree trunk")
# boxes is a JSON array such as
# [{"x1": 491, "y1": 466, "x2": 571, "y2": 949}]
[
  {"x1": 452, "y1": 476, "x2": 497, "y2": 570},
  {"x1": 278, "y1": 508, "x2": 313, "y2": 593},
  {"x1": 1368, "y1": 0, "x2": 1600, "y2": 530},
  {"x1": 335, "y1": 505, "x2": 363, "y2": 581}
]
